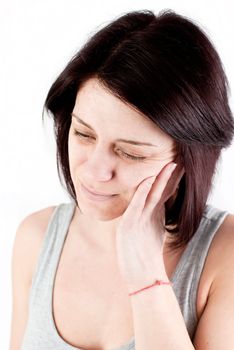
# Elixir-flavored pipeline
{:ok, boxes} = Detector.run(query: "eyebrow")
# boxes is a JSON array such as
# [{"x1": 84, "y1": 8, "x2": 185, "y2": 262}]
[{"x1": 71, "y1": 113, "x2": 159, "y2": 147}]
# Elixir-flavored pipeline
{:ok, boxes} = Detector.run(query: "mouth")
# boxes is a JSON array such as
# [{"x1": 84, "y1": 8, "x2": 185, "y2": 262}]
[{"x1": 80, "y1": 183, "x2": 117, "y2": 202}]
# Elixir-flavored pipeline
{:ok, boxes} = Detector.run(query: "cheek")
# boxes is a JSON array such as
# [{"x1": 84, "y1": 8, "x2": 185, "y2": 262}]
[
  {"x1": 68, "y1": 140, "x2": 86, "y2": 187},
  {"x1": 68, "y1": 134, "x2": 86, "y2": 169},
  {"x1": 120, "y1": 162, "x2": 166, "y2": 195},
  {"x1": 117, "y1": 163, "x2": 165, "y2": 214}
]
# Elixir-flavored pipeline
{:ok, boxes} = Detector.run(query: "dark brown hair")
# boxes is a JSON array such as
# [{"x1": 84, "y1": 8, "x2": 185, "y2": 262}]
[{"x1": 43, "y1": 9, "x2": 234, "y2": 249}]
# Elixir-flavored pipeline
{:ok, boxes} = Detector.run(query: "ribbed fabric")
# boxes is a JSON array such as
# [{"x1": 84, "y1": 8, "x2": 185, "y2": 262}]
[{"x1": 21, "y1": 202, "x2": 228, "y2": 350}]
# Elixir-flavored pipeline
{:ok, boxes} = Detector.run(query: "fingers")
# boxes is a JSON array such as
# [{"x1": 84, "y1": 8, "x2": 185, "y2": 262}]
[
  {"x1": 144, "y1": 162, "x2": 178, "y2": 214},
  {"x1": 161, "y1": 165, "x2": 185, "y2": 204},
  {"x1": 121, "y1": 161, "x2": 184, "y2": 224},
  {"x1": 121, "y1": 175, "x2": 157, "y2": 222}
]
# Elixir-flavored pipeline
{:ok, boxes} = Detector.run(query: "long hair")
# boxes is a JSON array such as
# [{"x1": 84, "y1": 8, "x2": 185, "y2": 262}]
[{"x1": 43, "y1": 10, "x2": 234, "y2": 249}]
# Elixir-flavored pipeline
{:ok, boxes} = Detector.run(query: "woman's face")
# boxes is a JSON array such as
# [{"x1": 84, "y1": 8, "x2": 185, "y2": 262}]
[{"x1": 68, "y1": 78, "x2": 177, "y2": 221}]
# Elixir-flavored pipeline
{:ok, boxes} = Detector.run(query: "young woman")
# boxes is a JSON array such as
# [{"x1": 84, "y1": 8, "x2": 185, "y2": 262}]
[{"x1": 10, "y1": 9, "x2": 234, "y2": 350}]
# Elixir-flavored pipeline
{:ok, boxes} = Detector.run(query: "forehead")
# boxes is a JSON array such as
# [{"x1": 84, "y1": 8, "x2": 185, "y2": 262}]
[{"x1": 73, "y1": 78, "x2": 174, "y2": 147}]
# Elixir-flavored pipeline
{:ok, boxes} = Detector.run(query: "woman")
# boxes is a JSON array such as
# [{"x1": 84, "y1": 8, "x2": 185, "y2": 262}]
[{"x1": 10, "y1": 9, "x2": 234, "y2": 350}]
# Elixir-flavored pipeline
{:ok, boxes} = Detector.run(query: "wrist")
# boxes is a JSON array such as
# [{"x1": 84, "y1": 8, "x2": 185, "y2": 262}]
[
  {"x1": 126, "y1": 269, "x2": 169, "y2": 294},
  {"x1": 128, "y1": 278, "x2": 172, "y2": 296}
]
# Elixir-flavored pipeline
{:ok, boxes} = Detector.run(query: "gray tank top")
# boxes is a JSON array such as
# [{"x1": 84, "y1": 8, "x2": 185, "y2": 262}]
[{"x1": 21, "y1": 202, "x2": 228, "y2": 350}]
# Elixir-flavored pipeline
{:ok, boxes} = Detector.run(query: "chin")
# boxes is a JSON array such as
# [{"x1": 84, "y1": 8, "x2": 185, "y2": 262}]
[
  {"x1": 79, "y1": 205, "x2": 124, "y2": 221},
  {"x1": 76, "y1": 196, "x2": 127, "y2": 221}
]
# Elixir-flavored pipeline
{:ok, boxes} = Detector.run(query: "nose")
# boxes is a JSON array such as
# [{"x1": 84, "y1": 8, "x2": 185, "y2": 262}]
[{"x1": 83, "y1": 143, "x2": 116, "y2": 182}]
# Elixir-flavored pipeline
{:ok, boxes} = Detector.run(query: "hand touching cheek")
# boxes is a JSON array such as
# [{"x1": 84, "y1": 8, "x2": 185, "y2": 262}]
[{"x1": 115, "y1": 162, "x2": 185, "y2": 290}]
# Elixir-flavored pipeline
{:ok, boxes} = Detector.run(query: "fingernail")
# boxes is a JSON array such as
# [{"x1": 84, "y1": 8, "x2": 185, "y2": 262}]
[{"x1": 170, "y1": 163, "x2": 177, "y2": 172}]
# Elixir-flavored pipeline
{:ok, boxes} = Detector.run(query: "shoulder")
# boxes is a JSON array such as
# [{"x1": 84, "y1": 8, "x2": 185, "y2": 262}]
[
  {"x1": 12, "y1": 205, "x2": 58, "y2": 285},
  {"x1": 209, "y1": 211, "x2": 234, "y2": 259},
  {"x1": 205, "y1": 211, "x2": 234, "y2": 292},
  {"x1": 18, "y1": 205, "x2": 57, "y2": 232},
  {"x1": 210, "y1": 212, "x2": 234, "y2": 274},
  {"x1": 15, "y1": 205, "x2": 57, "y2": 255},
  {"x1": 10, "y1": 205, "x2": 58, "y2": 349},
  {"x1": 193, "y1": 213, "x2": 234, "y2": 347}
]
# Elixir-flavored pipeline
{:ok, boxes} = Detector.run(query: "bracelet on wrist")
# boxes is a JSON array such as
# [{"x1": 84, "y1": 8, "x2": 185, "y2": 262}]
[{"x1": 128, "y1": 279, "x2": 172, "y2": 296}]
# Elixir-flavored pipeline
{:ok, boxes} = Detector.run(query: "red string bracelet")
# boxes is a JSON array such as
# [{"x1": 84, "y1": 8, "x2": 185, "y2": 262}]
[{"x1": 128, "y1": 279, "x2": 172, "y2": 296}]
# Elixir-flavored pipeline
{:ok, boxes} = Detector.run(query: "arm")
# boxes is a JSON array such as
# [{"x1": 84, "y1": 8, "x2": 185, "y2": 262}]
[
  {"x1": 116, "y1": 162, "x2": 195, "y2": 349},
  {"x1": 192, "y1": 214, "x2": 234, "y2": 349},
  {"x1": 115, "y1": 160, "x2": 234, "y2": 349},
  {"x1": 130, "y1": 266, "x2": 195, "y2": 349},
  {"x1": 130, "y1": 215, "x2": 234, "y2": 350},
  {"x1": 9, "y1": 216, "x2": 34, "y2": 350},
  {"x1": 9, "y1": 206, "x2": 55, "y2": 350}
]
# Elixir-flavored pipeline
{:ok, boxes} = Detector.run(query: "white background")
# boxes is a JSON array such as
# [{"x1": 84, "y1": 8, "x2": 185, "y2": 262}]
[{"x1": 1, "y1": 0, "x2": 234, "y2": 348}]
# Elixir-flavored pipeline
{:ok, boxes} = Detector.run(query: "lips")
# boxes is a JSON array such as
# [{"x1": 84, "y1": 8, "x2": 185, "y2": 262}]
[
  {"x1": 82, "y1": 183, "x2": 116, "y2": 196},
  {"x1": 80, "y1": 183, "x2": 117, "y2": 202}
]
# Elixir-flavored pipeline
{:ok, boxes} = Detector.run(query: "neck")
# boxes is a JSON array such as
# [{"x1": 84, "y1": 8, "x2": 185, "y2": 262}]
[
  {"x1": 73, "y1": 206, "x2": 179, "y2": 258},
  {"x1": 73, "y1": 206, "x2": 122, "y2": 253}
]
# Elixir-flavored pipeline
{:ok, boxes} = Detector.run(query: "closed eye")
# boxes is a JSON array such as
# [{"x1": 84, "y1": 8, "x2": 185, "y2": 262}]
[
  {"x1": 117, "y1": 150, "x2": 146, "y2": 161},
  {"x1": 73, "y1": 130, "x2": 147, "y2": 162},
  {"x1": 74, "y1": 130, "x2": 91, "y2": 139}
]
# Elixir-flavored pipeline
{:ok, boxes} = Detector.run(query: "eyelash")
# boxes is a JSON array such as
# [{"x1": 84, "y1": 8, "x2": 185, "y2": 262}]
[{"x1": 73, "y1": 130, "x2": 146, "y2": 162}]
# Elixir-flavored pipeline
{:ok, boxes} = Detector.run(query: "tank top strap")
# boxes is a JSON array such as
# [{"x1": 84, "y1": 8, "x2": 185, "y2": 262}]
[
  {"x1": 28, "y1": 202, "x2": 76, "y2": 307},
  {"x1": 171, "y1": 204, "x2": 229, "y2": 338},
  {"x1": 22, "y1": 202, "x2": 229, "y2": 348}
]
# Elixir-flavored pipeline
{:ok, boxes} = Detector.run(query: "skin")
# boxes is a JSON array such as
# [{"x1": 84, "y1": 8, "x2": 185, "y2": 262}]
[
  {"x1": 8, "y1": 79, "x2": 234, "y2": 350},
  {"x1": 68, "y1": 77, "x2": 181, "y2": 258},
  {"x1": 115, "y1": 161, "x2": 184, "y2": 289}
]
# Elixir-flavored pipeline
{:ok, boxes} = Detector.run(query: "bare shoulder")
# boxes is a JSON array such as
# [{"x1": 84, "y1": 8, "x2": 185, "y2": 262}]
[
  {"x1": 206, "y1": 212, "x2": 234, "y2": 285},
  {"x1": 17, "y1": 205, "x2": 57, "y2": 235},
  {"x1": 198, "y1": 212, "x2": 234, "y2": 304},
  {"x1": 13, "y1": 205, "x2": 57, "y2": 284},
  {"x1": 213, "y1": 212, "x2": 234, "y2": 266},
  {"x1": 210, "y1": 212, "x2": 234, "y2": 258},
  {"x1": 193, "y1": 213, "x2": 234, "y2": 348},
  {"x1": 215, "y1": 211, "x2": 234, "y2": 237},
  {"x1": 15, "y1": 205, "x2": 57, "y2": 250},
  {"x1": 10, "y1": 206, "x2": 57, "y2": 350}
]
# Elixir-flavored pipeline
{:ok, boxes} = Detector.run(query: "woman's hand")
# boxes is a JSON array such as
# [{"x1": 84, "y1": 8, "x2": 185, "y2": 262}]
[{"x1": 115, "y1": 162, "x2": 185, "y2": 291}]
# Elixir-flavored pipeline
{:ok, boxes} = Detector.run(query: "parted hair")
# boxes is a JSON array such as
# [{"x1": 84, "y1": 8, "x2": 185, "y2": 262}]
[{"x1": 43, "y1": 9, "x2": 234, "y2": 249}]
